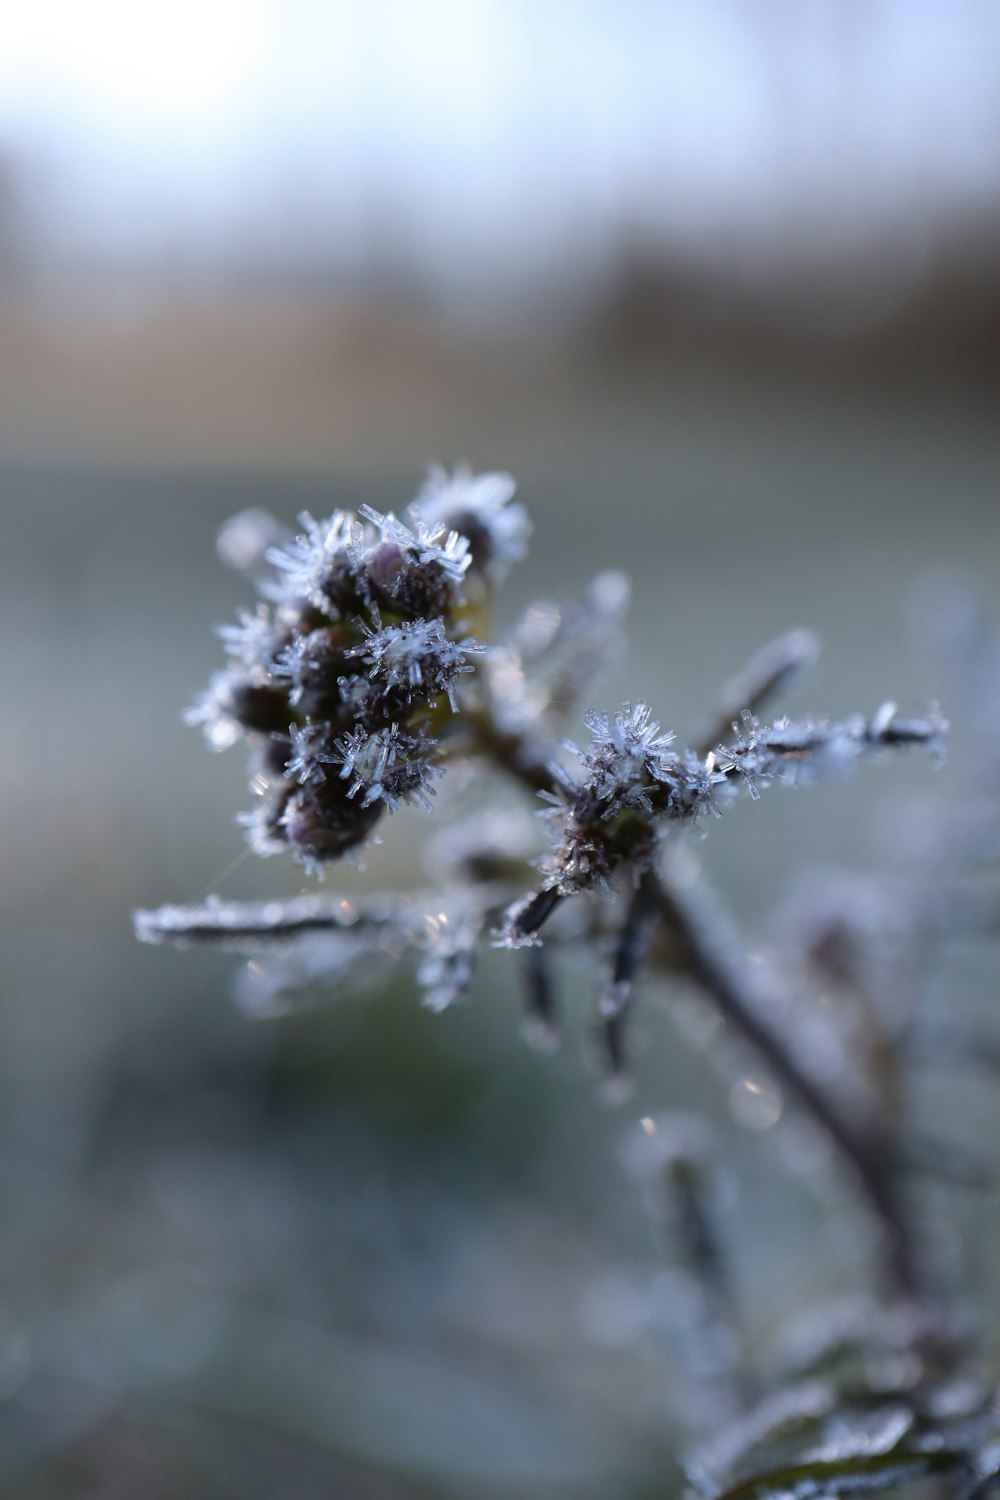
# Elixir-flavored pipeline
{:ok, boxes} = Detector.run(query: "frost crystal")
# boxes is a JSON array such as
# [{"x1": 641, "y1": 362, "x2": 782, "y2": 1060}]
[
  {"x1": 539, "y1": 794, "x2": 620, "y2": 896},
  {"x1": 687, "y1": 1381, "x2": 837, "y2": 1494},
  {"x1": 409, "y1": 465, "x2": 530, "y2": 581},
  {"x1": 560, "y1": 702, "x2": 723, "y2": 829},
  {"x1": 527, "y1": 703, "x2": 722, "y2": 900},
  {"x1": 574, "y1": 702, "x2": 679, "y2": 816},
  {"x1": 218, "y1": 604, "x2": 286, "y2": 673},
  {"x1": 183, "y1": 671, "x2": 246, "y2": 751},
  {"x1": 237, "y1": 794, "x2": 292, "y2": 858},
  {"x1": 714, "y1": 707, "x2": 948, "y2": 797},
  {"x1": 335, "y1": 723, "x2": 443, "y2": 812},
  {"x1": 276, "y1": 626, "x2": 352, "y2": 716},
  {"x1": 216, "y1": 508, "x2": 292, "y2": 583},
  {"x1": 416, "y1": 905, "x2": 481, "y2": 1011},
  {"x1": 265, "y1": 509, "x2": 361, "y2": 612},
  {"x1": 285, "y1": 722, "x2": 339, "y2": 784},
  {"x1": 358, "y1": 503, "x2": 472, "y2": 584},
  {"x1": 346, "y1": 618, "x2": 483, "y2": 710},
  {"x1": 335, "y1": 672, "x2": 383, "y2": 721}
]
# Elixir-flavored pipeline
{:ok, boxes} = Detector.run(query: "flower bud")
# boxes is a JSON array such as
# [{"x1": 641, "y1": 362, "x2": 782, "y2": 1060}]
[
  {"x1": 224, "y1": 677, "x2": 294, "y2": 737},
  {"x1": 282, "y1": 777, "x2": 382, "y2": 864},
  {"x1": 290, "y1": 626, "x2": 354, "y2": 719}
]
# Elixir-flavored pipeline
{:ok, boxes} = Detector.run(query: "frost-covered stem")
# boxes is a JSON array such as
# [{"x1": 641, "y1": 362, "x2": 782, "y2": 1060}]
[
  {"x1": 650, "y1": 863, "x2": 919, "y2": 1301},
  {"x1": 468, "y1": 711, "x2": 554, "y2": 798},
  {"x1": 522, "y1": 944, "x2": 559, "y2": 1046},
  {"x1": 596, "y1": 869, "x2": 660, "y2": 1079},
  {"x1": 133, "y1": 893, "x2": 391, "y2": 945},
  {"x1": 482, "y1": 726, "x2": 920, "y2": 1298},
  {"x1": 694, "y1": 629, "x2": 819, "y2": 759}
]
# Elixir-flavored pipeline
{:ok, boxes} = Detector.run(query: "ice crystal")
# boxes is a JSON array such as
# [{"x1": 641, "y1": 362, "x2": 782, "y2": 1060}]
[
  {"x1": 183, "y1": 670, "x2": 245, "y2": 752},
  {"x1": 409, "y1": 465, "x2": 529, "y2": 581},
  {"x1": 335, "y1": 671, "x2": 384, "y2": 722},
  {"x1": 714, "y1": 706, "x2": 948, "y2": 798},
  {"x1": 358, "y1": 502, "x2": 472, "y2": 584},
  {"x1": 276, "y1": 626, "x2": 352, "y2": 716},
  {"x1": 495, "y1": 886, "x2": 565, "y2": 950},
  {"x1": 335, "y1": 723, "x2": 443, "y2": 812},
  {"x1": 573, "y1": 702, "x2": 679, "y2": 816},
  {"x1": 184, "y1": 669, "x2": 289, "y2": 751},
  {"x1": 804, "y1": 1407, "x2": 913, "y2": 1464},
  {"x1": 686, "y1": 1380, "x2": 837, "y2": 1495},
  {"x1": 216, "y1": 507, "x2": 292, "y2": 584},
  {"x1": 521, "y1": 705, "x2": 721, "y2": 906},
  {"x1": 237, "y1": 794, "x2": 291, "y2": 859},
  {"x1": 538, "y1": 782, "x2": 622, "y2": 896},
  {"x1": 345, "y1": 618, "x2": 483, "y2": 710},
  {"x1": 554, "y1": 702, "x2": 722, "y2": 839},
  {"x1": 415, "y1": 905, "x2": 481, "y2": 1011},
  {"x1": 356, "y1": 502, "x2": 472, "y2": 616},
  {"x1": 265, "y1": 509, "x2": 362, "y2": 612},
  {"x1": 285, "y1": 721, "x2": 339, "y2": 784},
  {"x1": 217, "y1": 604, "x2": 287, "y2": 673}
]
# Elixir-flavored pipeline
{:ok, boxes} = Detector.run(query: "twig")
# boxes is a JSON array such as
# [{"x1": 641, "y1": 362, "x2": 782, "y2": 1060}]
[
  {"x1": 695, "y1": 630, "x2": 819, "y2": 759},
  {"x1": 650, "y1": 861, "x2": 918, "y2": 1300}
]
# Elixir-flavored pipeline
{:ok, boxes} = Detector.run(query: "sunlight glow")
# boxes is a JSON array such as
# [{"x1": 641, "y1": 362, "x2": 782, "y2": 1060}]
[{"x1": 0, "y1": 0, "x2": 269, "y2": 132}]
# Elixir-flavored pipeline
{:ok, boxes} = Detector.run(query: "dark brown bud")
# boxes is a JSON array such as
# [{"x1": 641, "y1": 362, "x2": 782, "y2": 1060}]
[
  {"x1": 294, "y1": 626, "x2": 354, "y2": 719},
  {"x1": 225, "y1": 677, "x2": 294, "y2": 737},
  {"x1": 366, "y1": 540, "x2": 456, "y2": 619},
  {"x1": 282, "y1": 776, "x2": 382, "y2": 863}
]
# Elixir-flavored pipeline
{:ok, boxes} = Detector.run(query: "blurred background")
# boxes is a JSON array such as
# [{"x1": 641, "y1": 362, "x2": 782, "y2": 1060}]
[{"x1": 3, "y1": 2, "x2": 1000, "y2": 1494}]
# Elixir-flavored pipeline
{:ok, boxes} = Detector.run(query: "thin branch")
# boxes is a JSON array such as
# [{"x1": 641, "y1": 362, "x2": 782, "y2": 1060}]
[
  {"x1": 650, "y1": 861, "x2": 919, "y2": 1300},
  {"x1": 476, "y1": 701, "x2": 927, "y2": 1291},
  {"x1": 695, "y1": 629, "x2": 819, "y2": 758},
  {"x1": 133, "y1": 892, "x2": 386, "y2": 947},
  {"x1": 484, "y1": 724, "x2": 921, "y2": 1297},
  {"x1": 595, "y1": 868, "x2": 660, "y2": 1080}
]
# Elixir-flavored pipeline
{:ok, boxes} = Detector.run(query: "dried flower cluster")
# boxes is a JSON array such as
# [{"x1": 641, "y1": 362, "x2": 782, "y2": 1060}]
[
  {"x1": 147, "y1": 467, "x2": 944, "y2": 1078},
  {"x1": 183, "y1": 471, "x2": 525, "y2": 870}
]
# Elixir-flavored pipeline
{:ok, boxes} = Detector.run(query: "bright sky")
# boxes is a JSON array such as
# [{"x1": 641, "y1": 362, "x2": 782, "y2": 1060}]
[{"x1": 0, "y1": 0, "x2": 998, "y2": 293}]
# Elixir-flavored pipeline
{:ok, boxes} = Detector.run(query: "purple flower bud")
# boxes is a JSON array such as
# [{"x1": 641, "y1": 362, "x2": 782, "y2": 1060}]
[
  {"x1": 283, "y1": 626, "x2": 354, "y2": 719},
  {"x1": 409, "y1": 466, "x2": 529, "y2": 582},
  {"x1": 185, "y1": 670, "x2": 293, "y2": 748},
  {"x1": 346, "y1": 618, "x2": 482, "y2": 711},
  {"x1": 281, "y1": 778, "x2": 382, "y2": 866}
]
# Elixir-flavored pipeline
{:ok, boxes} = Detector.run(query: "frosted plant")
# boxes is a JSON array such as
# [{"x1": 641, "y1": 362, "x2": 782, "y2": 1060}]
[
  {"x1": 141, "y1": 465, "x2": 945, "y2": 1243},
  {"x1": 137, "y1": 466, "x2": 1000, "y2": 1498}
]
